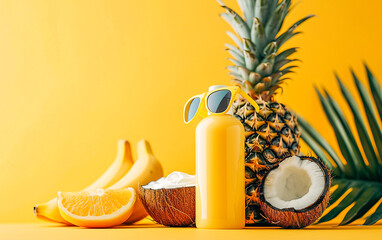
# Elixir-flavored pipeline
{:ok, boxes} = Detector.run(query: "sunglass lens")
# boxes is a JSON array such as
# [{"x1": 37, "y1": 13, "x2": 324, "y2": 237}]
[
  {"x1": 207, "y1": 90, "x2": 232, "y2": 113},
  {"x1": 186, "y1": 97, "x2": 201, "y2": 122}
]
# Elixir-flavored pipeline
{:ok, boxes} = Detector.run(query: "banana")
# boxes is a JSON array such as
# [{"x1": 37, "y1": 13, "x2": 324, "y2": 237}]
[
  {"x1": 34, "y1": 140, "x2": 135, "y2": 223},
  {"x1": 83, "y1": 140, "x2": 135, "y2": 191},
  {"x1": 108, "y1": 139, "x2": 164, "y2": 224},
  {"x1": 34, "y1": 198, "x2": 68, "y2": 223}
]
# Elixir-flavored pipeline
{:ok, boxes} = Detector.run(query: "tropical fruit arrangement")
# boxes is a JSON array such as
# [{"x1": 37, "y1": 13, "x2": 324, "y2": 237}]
[
  {"x1": 217, "y1": 0, "x2": 316, "y2": 225},
  {"x1": 34, "y1": 0, "x2": 382, "y2": 229}
]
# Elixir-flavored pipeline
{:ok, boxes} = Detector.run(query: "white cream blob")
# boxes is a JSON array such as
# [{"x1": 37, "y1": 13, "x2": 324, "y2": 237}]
[{"x1": 142, "y1": 171, "x2": 195, "y2": 190}]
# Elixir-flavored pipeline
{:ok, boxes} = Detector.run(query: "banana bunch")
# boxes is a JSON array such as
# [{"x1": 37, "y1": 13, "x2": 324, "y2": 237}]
[{"x1": 34, "y1": 139, "x2": 163, "y2": 224}]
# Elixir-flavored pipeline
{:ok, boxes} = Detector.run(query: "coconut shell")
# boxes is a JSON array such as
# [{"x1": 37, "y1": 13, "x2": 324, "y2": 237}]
[
  {"x1": 138, "y1": 186, "x2": 195, "y2": 227},
  {"x1": 259, "y1": 156, "x2": 332, "y2": 229}
]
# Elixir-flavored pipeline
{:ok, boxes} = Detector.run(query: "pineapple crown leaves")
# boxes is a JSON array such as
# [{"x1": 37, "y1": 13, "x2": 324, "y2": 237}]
[{"x1": 218, "y1": 0, "x2": 314, "y2": 99}]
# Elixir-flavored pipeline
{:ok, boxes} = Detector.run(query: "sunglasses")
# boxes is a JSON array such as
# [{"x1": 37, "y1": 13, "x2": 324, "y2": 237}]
[{"x1": 183, "y1": 86, "x2": 260, "y2": 124}]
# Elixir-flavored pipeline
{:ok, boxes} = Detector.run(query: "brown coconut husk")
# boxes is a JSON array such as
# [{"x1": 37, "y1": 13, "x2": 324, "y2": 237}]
[
  {"x1": 138, "y1": 186, "x2": 195, "y2": 227},
  {"x1": 258, "y1": 156, "x2": 332, "y2": 229}
]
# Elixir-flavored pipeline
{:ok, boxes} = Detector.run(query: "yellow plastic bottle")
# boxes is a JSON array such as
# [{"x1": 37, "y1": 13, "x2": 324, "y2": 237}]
[{"x1": 195, "y1": 88, "x2": 245, "y2": 229}]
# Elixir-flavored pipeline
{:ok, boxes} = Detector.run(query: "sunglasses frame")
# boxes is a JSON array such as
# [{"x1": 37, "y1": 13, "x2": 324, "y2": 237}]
[{"x1": 183, "y1": 86, "x2": 259, "y2": 124}]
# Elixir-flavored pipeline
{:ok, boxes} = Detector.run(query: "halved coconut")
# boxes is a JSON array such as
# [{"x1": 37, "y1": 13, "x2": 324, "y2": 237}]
[
  {"x1": 259, "y1": 156, "x2": 331, "y2": 228},
  {"x1": 138, "y1": 172, "x2": 195, "y2": 227}
]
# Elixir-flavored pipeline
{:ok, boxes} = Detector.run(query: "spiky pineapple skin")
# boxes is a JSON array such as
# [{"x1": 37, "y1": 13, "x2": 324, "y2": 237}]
[{"x1": 233, "y1": 98, "x2": 300, "y2": 225}]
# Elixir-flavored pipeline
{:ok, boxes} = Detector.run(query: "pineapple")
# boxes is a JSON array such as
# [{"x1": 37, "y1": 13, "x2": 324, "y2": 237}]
[{"x1": 219, "y1": 0, "x2": 312, "y2": 225}]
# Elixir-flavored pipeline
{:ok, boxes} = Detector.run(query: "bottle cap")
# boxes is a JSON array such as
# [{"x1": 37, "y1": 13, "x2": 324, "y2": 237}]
[{"x1": 207, "y1": 85, "x2": 234, "y2": 115}]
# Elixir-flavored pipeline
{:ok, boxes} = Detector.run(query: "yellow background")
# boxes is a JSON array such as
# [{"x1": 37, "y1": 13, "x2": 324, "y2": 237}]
[{"x1": 0, "y1": 0, "x2": 382, "y2": 223}]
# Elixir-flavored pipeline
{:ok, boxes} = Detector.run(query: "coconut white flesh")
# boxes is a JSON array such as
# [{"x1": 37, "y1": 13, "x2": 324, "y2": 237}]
[
  {"x1": 142, "y1": 171, "x2": 195, "y2": 189},
  {"x1": 263, "y1": 156, "x2": 325, "y2": 210}
]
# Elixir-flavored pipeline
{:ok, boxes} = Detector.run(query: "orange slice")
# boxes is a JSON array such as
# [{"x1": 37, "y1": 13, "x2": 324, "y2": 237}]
[{"x1": 58, "y1": 188, "x2": 135, "y2": 228}]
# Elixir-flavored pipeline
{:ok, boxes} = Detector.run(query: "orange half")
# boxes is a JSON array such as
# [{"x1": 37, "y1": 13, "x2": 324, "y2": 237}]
[{"x1": 58, "y1": 188, "x2": 136, "y2": 228}]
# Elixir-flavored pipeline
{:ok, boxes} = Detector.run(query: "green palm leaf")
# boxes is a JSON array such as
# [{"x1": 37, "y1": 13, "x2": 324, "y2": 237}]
[{"x1": 298, "y1": 65, "x2": 382, "y2": 225}]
